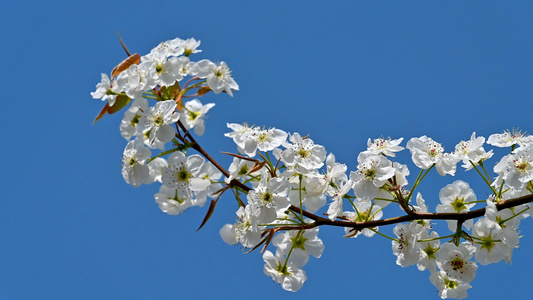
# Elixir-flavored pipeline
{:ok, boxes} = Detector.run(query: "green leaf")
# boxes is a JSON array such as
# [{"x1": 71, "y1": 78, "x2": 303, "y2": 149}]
[{"x1": 107, "y1": 95, "x2": 132, "y2": 114}]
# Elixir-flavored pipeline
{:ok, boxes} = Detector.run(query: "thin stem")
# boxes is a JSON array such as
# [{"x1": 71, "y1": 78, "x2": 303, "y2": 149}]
[
  {"x1": 471, "y1": 161, "x2": 498, "y2": 195},
  {"x1": 369, "y1": 228, "x2": 398, "y2": 242},
  {"x1": 417, "y1": 233, "x2": 455, "y2": 243}
]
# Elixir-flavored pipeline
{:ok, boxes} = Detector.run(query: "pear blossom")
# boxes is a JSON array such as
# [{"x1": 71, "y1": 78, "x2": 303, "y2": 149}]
[
  {"x1": 121, "y1": 138, "x2": 152, "y2": 187},
  {"x1": 406, "y1": 136, "x2": 460, "y2": 176},
  {"x1": 193, "y1": 162, "x2": 223, "y2": 207},
  {"x1": 142, "y1": 49, "x2": 183, "y2": 86},
  {"x1": 493, "y1": 144, "x2": 533, "y2": 191},
  {"x1": 181, "y1": 38, "x2": 202, "y2": 56},
  {"x1": 436, "y1": 180, "x2": 476, "y2": 232},
  {"x1": 263, "y1": 250, "x2": 307, "y2": 292},
  {"x1": 272, "y1": 228, "x2": 324, "y2": 267},
  {"x1": 454, "y1": 132, "x2": 493, "y2": 170},
  {"x1": 220, "y1": 205, "x2": 261, "y2": 248},
  {"x1": 366, "y1": 137, "x2": 404, "y2": 157},
  {"x1": 482, "y1": 200, "x2": 520, "y2": 248},
  {"x1": 154, "y1": 184, "x2": 193, "y2": 215},
  {"x1": 146, "y1": 157, "x2": 167, "y2": 184},
  {"x1": 224, "y1": 123, "x2": 256, "y2": 153},
  {"x1": 392, "y1": 222, "x2": 423, "y2": 267},
  {"x1": 288, "y1": 185, "x2": 326, "y2": 213},
  {"x1": 120, "y1": 98, "x2": 148, "y2": 140},
  {"x1": 93, "y1": 36, "x2": 533, "y2": 297},
  {"x1": 281, "y1": 133, "x2": 327, "y2": 172},
  {"x1": 305, "y1": 153, "x2": 347, "y2": 196},
  {"x1": 161, "y1": 151, "x2": 211, "y2": 202},
  {"x1": 472, "y1": 217, "x2": 507, "y2": 265},
  {"x1": 487, "y1": 129, "x2": 533, "y2": 148},
  {"x1": 417, "y1": 230, "x2": 440, "y2": 272},
  {"x1": 115, "y1": 61, "x2": 157, "y2": 100},
  {"x1": 436, "y1": 242, "x2": 477, "y2": 283},
  {"x1": 247, "y1": 172, "x2": 291, "y2": 223},
  {"x1": 180, "y1": 99, "x2": 215, "y2": 136},
  {"x1": 350, "y1": 152, "x2": 395, "y2": 200},
  {"x1": 240, "y1": 127, "x2": 288, "y2": 157},
  {"x1": 194, "y1": 59, "x2": 239, "y2": 96},
  {"x1": 139, "y1": 100, "x2": 180, "y2": 145},
  {"x1": 412, "y1": 193, "x2": 431, "y2": 229},
  {"x1": 91, "y1": 73, "x2": 118, "y2": 106},
  {"x1": 150, "y1": 37, "x2": 185, "y2": 57},
  {"x1": 430, "y1": 270, "x2": 472, "y2": 300},
  {"x1": 226, "y1": 157, "x2": 261, "y2": 183},
  {"x1": 325, "y1": 178, "x2": 352, "y2": 221}
]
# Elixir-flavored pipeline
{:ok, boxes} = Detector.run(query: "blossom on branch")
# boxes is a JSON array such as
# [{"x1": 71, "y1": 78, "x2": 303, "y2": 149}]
[{"x1": 407, "y1": 136, "x2": 460, "y2": 176}]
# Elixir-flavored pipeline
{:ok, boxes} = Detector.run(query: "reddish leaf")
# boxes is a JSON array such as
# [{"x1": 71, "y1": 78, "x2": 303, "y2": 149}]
[
  {"x1": 197, "y1": 200, "x2": 218, "y2": 231},
  {"x1": 117, "y1": 31, "x2": 132, "y2": 56},
  {"x1": 249, "y1": 161, "x2": 267, "y2": 174},
  {"x1": 111, "y1": 53, "x2": 140, "y2": 78},
  {"x1": 244, "y1": 236, "x2": 268, "y2": 254},
  {"x1": 92, "y1": 103, "x2": 109, "y2": 125},
  {"x1": 197, "y1": 86, "x2": 211, "y2": 96},
  {"x1": 260, "y1": 229, "x2": 276, "y2": 253},
  {"x1": 221, "y1": 152, "x2": 259, "y2": 162}
]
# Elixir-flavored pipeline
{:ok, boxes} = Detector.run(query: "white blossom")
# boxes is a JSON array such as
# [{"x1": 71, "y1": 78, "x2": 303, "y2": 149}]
[
  {"x1": 272, "y1": 228, "x2": 324, "y2": 267},
  {"x1": 407, "y1": 136, "x2": 460, "y2": 176},
  {"x1": 436, "y1": 180, "x2": 476, "y2": 232},
  {"x1": 139, "y1": 100, "x2": 180, "y2": 146},
  {"x1": 161, "y1": 152, "x2": 210, "y2": 202},
  {"x1": 180, "y1": 99, "x2": 215, "y2": 136},
  {"x1": 435, "y1": 242, "x2": 477, "y2": 283},
  {"x1": 430, "y1": 270, "x2": 471, "y2": 300},
  {"x1": 281, "y1": 133, "x2": 327, "y2": 172},
  {"x1": 392, "y1": 222, "x2": 423, "y2": 267},
  {"x1": 366, "y1": 137, "x2": 404, "y2": 157},
  {"x1": 263, "y1": 250, "x2": 307, "y2": 292},
  {"x1": 487, "y1": 129, "x2": 533, "y2": 148},
  {"x1": 121, "y1": 139, "x2": 151, "y2": 187},
  {"x1": 454, "y1": 132, "x2": 493, "y2": 170},
  {"x1": 194, "y1": 59, "x2": 239, "y2": 96},
  {"x1": 350, "y1": 152, "x2": 395, "y2": 200}
]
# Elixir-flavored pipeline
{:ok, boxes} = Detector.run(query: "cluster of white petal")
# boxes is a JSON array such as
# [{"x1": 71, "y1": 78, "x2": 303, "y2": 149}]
[
  {"x1": 99, "y1": 37, "x2": 231, "y2": 219},
  {"x1": 91, "y1": 36, "x2": 238, "y2": 111},
  {"x1": 94, "y1": 37, "x2": 533, "y2": 298}
]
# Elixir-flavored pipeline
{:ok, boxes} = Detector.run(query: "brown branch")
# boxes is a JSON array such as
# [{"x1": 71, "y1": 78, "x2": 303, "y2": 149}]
[
  {"x1": 171, "y1": 116, "x2": 533, "y2": 232},
  {"x1": 176, "y1": 120, "x2": 251, "y2": 193},
  {"x1": 289, "y1": 193, "x2": 533, "y2": 230}
]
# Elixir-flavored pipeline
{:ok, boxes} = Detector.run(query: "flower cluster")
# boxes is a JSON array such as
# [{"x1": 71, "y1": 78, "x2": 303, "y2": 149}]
[
  {"x1": 92, "y1": 37, "x2": 238, "y2": 214},
  {"x1": 92, "y1": 36, "x2": 533, "y2": 299}
]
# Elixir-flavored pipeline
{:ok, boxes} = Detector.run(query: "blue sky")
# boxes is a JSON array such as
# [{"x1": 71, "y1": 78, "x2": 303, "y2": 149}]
[{"x1": 1, "y1": 1, "x2": 533, "y2": 299}]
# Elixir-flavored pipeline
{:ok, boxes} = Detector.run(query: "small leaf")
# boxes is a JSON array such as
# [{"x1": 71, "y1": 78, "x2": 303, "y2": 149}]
[
  {"x1": 107, "y1": 95, "x2": 132, "y2": 114},
  {"x1": 221, "y1": 152, "x2": 258, "y2": 162},
  {"x1": 117, "y1": 31, "x2": 132, "y2": 56},
  {"x1": 92, "y1": 103, "x2": 110, "y2": 125},
  {"x1": 111, "y1": 53, "x2": 140, "y2": 78},
  {"x1": 197, "y1": 86, "x2": 211, "y2": 96},
  {"x1": 343, "y1": 228, "x2": 359, "y2": 238},
  {"x1": 260, "y1": 229, "x2": 276, "y2": 253},
  {"x1": 249, "y1": 161, "x2": 267, "y2": 174},
  {"x1": 197, "y1": 200, "x2": 218, "y2": 231},
  {"x1": 165, "y1": 81, "x2": 182, "y2": 100},
  {"x1": 244, "y1": 236, "x2": 268, "y2": 254}
]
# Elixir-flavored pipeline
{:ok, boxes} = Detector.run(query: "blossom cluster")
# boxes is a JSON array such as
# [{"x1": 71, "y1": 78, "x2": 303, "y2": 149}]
[
  {"x1": 92, "y1": 36, "x2": 533, "y2": 299},
  {"x1": 91, "y1": 37, "x2": 238, "y2": 213},
  {"x1": 219, "y1": 123, "x2": 533, "y2": 297}
]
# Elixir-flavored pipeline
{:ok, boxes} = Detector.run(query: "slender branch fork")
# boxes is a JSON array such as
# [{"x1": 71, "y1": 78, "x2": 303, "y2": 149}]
[{"x1": 174, "y1": 118, "x2": 533, "y2": 231}]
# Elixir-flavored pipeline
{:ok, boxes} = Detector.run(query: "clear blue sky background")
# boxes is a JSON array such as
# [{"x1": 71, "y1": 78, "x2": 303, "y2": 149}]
[{"x1": 1, "y1": 1, "x2": 532, "y2": 299}]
